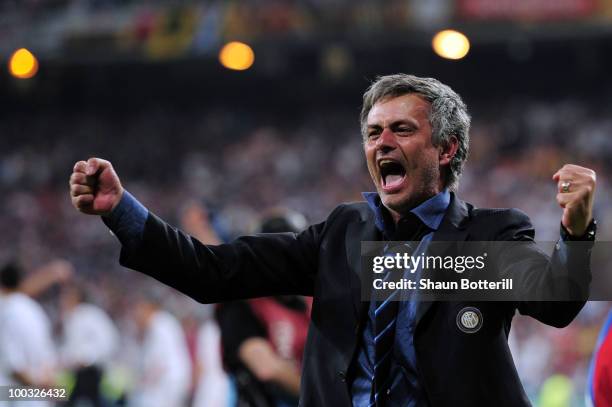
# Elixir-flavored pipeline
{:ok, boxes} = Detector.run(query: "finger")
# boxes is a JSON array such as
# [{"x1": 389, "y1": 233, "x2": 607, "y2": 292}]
[
  {"x1": 69, "y1": 172, "x2": 93, "y2": 187},
  {"x1": 74, "y1": 194, "x2": 94, "y2": 209},
  {"x1": 558, "y1": 178, "x2": 594, "y2": 196},
  {"x1": 556, "y1": 191, "x2": 581, "y2": 208},
  {"x1": 556, "y1": 173, "x2": 593, "y2": 192},
  {"x1": 552, "y1": 164, "x2": 573, "y2": 181},
  {"x1": 554, "y1": 165, "x2": 596, "y2": 182},
  {"x1": 73, "y1": 161, "x2": 88, "y2": 174},
  {"x1": 70, "y1": 184, "x2": 94, "y2": 197},
  {"x1": 86, "y1": 158, "x2": 110, "y2": 176},
  {"x1": 553, "y1": 169, "x2": 573, "y2": 183},
  {"x1": 553, "y1": 164, "x2": 583, "y2": 182}
]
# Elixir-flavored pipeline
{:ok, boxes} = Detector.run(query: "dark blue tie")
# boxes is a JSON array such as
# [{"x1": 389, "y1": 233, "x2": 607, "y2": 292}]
[{"x1": 371, "y1": 214, "x2": 429, "y2": 407}]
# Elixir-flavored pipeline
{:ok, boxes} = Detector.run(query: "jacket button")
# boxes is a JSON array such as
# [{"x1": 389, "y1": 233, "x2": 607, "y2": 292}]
[{"x1": 338, "y1": 371, "x2": 346, "y2": 382}]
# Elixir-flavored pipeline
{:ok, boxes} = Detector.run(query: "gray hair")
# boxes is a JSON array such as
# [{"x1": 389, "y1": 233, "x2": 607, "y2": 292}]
[{"x1": 360, "y1": 74, "x2": 471, "y2": 191}]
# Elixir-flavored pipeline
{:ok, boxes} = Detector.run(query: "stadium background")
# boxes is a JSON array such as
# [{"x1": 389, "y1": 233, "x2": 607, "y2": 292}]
[{"x1": 2, "y1": 0, "x2": 612, "y2": 406}]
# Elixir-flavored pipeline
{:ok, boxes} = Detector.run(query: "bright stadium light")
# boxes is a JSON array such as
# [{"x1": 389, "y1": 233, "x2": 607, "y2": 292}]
[
  {"x1": 432, "y1": 30, "x2": 470, "y2": 60},
  {"x1": 9, "y1": 48, "x2": 39, "y2": 79},
  {"x1": 219, "y1": 41, "x2": 255, "y2": 71}
]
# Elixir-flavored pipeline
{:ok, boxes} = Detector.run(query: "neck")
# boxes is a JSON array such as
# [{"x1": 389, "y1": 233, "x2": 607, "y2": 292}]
[
  {"x1": 389, "y1": 209, "x2": 403, "y2": 224},
  {"x1": 389, "y1": 193, "x2": 440, "y2": 224},
  {"x1": 387, "y1": 179, "x2": 447, "y2": 224}
]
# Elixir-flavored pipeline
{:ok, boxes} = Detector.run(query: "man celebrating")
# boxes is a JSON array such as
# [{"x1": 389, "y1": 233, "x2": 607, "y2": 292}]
[{"x1": 69, "y1": 74, "x2": 596, "y2": 406}]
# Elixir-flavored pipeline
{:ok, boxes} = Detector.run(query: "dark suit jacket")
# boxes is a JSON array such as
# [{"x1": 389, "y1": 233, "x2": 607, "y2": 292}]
[{"x1": 116, "y1": 193, "x2": 591, "y2": 407}]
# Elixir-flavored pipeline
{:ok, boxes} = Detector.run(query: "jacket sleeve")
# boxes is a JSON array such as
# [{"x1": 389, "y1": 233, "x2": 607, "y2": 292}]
[
  {"x1": 495, "y1": 209, "x2": 593, "y2": 328},
  {"x1": 116, "y1": 207, "x2": 342, "y2": 304}
]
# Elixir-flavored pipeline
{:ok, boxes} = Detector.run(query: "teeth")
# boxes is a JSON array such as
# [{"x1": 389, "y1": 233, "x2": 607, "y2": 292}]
[{"x1": 379, "y1": 159, "x2": 396, "y2": 167}]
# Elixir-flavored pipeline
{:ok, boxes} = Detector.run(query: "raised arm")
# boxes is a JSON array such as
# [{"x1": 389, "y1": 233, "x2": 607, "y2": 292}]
[
  {"x1": 497, "y1": 164, "x2": 596, "y2": 327},
  {"x1": 69, "y1": 158, "x2": 326, "y2": 303}
]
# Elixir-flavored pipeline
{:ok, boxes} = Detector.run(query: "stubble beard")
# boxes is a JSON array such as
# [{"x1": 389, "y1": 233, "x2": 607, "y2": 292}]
[{"x1": 382, "y1": 162, "x2": 440, "y2": 218}]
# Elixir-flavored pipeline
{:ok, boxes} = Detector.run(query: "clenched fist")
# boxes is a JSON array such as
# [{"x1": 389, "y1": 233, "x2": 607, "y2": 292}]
[
  {"x1": 69, "y1": 158, "x2": 124, "y2": 215},
  {"x1": 553, "y1": 164, "x2": 596, "y2": 237}
]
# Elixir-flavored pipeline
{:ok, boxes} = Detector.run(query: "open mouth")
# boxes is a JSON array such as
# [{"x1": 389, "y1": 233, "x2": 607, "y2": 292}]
[{"x1": 379, "y1": 159, "x2": 406, "y2": 191}]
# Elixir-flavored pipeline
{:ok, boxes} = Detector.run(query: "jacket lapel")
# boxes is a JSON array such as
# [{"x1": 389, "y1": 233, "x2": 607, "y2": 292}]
[{"x1": 415, "y1": 193, "x2": 471, "y2": 326}]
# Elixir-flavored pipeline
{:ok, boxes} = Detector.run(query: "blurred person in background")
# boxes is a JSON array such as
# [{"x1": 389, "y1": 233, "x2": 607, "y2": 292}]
[
  {"x1": 587, "y1": 308, "x2": 612, "y2": 407},
  {"x1": 192, "y1": 307, "x2": 232, "y2": 407},
  {"x1": 19, "y1": 259, "x2": 74, "y2": 299},
  {"x1": 60, "y1": 280, "x2": 120, "y2": 407},
  {"x1": 215, "y1": 209, "x2": 310, "y2": 407},
  {"x1": 0, "y1": 262, "x2": 57, "y2": 407},
  {"x1": 129, "y1": 291, "x2": 191, "y2": 407}
]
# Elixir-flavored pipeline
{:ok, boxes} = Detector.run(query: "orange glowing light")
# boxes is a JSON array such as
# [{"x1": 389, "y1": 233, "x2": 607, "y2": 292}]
[
  {"x1": 9, "y1": 48, "x2": 39, "y2": 79},
  {"x1": 432, "y1": 30, "x2": 470, "y2": 60},
  {"x1": 219, "y1": 42, "x2": 255, "y2": 71}
]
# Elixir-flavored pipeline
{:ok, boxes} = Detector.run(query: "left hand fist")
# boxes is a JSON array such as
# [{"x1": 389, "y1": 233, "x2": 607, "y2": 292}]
[{"x1": 552, "y1": 164, "x2": 596, "y2": 236}]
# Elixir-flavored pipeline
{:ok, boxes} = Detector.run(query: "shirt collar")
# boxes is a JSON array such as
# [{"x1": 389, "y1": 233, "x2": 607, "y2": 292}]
[{"x1": 362, "y1": 189, "x2": 451, "y2": 233}]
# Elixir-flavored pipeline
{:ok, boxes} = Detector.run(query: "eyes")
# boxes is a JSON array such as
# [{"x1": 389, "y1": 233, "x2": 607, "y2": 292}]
[{"x1": 366, "y1": 124, "x2": 417, "y2": 140}]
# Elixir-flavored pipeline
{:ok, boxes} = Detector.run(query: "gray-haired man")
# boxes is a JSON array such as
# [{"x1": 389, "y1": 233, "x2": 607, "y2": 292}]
[{"x1": 69, "y1": 74, "x2": 596, "y2": 406}]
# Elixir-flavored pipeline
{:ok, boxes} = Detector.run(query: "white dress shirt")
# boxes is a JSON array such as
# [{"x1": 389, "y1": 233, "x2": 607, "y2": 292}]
[
  {"x1": 129, "y1": 310, "x2": 191, "y2": 407},
  {"x1": 192, "y1": 320, "x2": 231, "y2": 407},
  {"x1": 0, "y1": 292, "x2": 57, "y2": 407},
  {"x1": 61, "y1": 303, "x2": 119, "y2": 368}
]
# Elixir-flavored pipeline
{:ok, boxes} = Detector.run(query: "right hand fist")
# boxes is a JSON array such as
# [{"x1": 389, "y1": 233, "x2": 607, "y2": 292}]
[{"x1": 69, "y1": 158, "x2": 124, "y2": 215}]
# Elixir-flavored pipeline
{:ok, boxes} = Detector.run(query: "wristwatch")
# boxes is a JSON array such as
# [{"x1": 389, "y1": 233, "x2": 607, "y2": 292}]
[{"x1": 560, "y1": 219, "x2": 597, "y2": 241}]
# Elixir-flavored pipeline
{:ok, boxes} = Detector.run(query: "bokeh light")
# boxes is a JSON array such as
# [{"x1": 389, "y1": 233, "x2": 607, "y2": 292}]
[
  {"x1": 432, "y1": 30, "x2": 470, "y2": 60},
  {"x1": 219, "y1": 42, "x2": 255, "y2": 71},
  {"x1": 9, "y1": 48, "x2": 39, "y2": 79}
]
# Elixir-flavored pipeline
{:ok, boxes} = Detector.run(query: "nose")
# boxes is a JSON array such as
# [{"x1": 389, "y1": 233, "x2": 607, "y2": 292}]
[{"x1": 376, "y1": 127, "x2": 397, "y2": 154}]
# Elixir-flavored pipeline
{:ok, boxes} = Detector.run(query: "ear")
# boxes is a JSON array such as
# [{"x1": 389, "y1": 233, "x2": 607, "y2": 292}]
[{"x1": 439, "y1": 135, "x2": 459, "y2": 166}]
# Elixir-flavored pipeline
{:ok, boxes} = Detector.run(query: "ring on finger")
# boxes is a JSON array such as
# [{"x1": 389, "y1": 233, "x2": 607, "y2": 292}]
[{"x1": 561, "y1": 181, "x2": 571, "y2": 193}]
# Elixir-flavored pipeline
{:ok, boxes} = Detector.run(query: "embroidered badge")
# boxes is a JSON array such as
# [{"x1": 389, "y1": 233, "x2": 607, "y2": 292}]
[{"x1": 456, "y1": 307, "x2": 483, "y2": 334}]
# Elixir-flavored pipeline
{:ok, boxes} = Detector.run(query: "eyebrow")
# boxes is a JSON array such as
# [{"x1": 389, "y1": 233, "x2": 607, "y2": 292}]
[{"x1": 367, "y1": 119, "x2": 419, "y2": 129}]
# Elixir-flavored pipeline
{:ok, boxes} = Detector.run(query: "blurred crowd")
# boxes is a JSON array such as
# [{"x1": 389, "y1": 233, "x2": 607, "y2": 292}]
[
  {"x1": 3, "y1": 0, "x2": 611, "y2": 68},
  {"x1": 1, "y1": 97, "x2": 611, "y2": 406}
]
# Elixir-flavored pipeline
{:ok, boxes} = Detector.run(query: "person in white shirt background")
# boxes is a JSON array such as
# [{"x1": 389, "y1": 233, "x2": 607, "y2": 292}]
[
  {"x1": 0, "y1": 262, "x2": 57, "y2": 407},
  {"x1": 192, "y1": 306, "x2": 232, "y2": 407},
  {"x1": 60, "y1": 282, "x2": 120, "y2": 407},
  {"x1": 129, "y1": 291, "x2": 191, "y2": 407}
]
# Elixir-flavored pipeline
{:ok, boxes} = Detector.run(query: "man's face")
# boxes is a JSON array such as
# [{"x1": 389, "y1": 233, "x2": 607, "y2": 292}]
[{"x1": 364, "y1": 93, "x2": 443, "y2": 219}]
